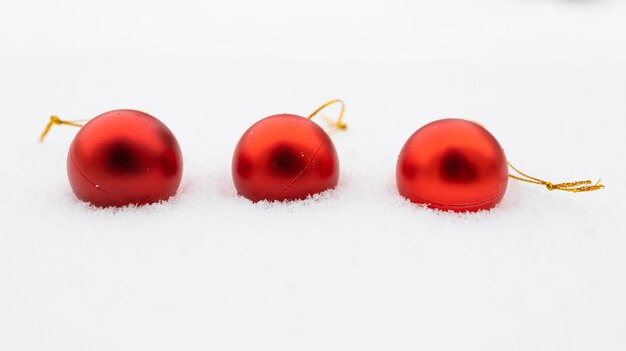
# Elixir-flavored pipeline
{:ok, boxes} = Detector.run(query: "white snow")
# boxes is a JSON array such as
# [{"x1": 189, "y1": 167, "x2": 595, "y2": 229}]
[{"x1": 1, "y1": 0, "x2": 625, "y2": 350}]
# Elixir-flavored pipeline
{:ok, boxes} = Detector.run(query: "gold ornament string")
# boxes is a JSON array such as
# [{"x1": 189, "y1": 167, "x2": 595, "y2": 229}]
[
  {"x1": 39, "y1": 116, "x2": 86, "y2": 142},
  {"x1": 508, "y1": 162, "x2": 604, "y2": 192},
  {"x1": 307, "y1": 99, "x2": 347, "y2": 131}
]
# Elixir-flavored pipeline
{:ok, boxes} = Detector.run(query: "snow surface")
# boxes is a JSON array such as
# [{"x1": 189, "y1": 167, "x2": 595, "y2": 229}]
[{"x1": 1, "y1": 0, "x2": 625, "y2": 350}]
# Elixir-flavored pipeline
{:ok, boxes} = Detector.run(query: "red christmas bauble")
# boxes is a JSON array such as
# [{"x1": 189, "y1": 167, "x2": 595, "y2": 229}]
[
  {"x1": 67, "y1": 109, "x2": 183, "y2": 207},
  {"x1": 232, "y1": 114, "x2": 339, "y2": 202},
  {"x1": 396, "y1": 118, "x2": 508, "y2": 212}
]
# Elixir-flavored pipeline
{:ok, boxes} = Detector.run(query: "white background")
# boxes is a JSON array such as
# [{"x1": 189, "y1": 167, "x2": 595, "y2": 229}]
[{"x1": 1, "y1": 0, "x2": 625, "y2": 350}]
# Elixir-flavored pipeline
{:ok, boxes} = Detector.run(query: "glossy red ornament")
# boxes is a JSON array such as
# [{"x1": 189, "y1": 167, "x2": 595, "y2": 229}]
[
  {"x1": 232, "y1": 114, "x2": 339, "y2": 202},
  {"x1": 67, "y1": 109, "x2": 183, "y2": 207},
  {"x1": 396, "y1": 118, "x2": 508, "y2": 212}
]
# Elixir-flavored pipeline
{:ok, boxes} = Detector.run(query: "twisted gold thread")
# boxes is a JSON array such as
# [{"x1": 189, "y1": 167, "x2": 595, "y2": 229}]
[
  {"x1": 307, "y1": 99, "x2": 347, "y2": 130},
  {"x1": 39, "y1": 116, "x2": 86, "y2": 142},
  {"x1": 508, "y1": 162, "x2": 604, "y2": 193}
]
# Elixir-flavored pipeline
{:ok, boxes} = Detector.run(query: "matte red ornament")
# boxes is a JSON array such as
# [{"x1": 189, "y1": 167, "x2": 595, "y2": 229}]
[
  {"x1": 67, "y1": 109, "x2": 183, "y2": 207},
  {"x1": 232, "y1": 114, "x2": 340, "y2": 202},
  {"x1": 396, "y1": 118, "x2": 509, "y2": 212}
]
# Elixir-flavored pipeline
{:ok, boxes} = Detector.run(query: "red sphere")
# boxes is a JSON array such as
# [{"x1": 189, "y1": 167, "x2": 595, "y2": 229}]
[
  {"x1": 67, "y1": 109, "x2": 183, "y2": 207},
  {"x1": 396, "y1": 118, "x2": 508, "y2": 212},
  {"x1": 232, "y1": 114, "x2": 339, "y2": 202}
]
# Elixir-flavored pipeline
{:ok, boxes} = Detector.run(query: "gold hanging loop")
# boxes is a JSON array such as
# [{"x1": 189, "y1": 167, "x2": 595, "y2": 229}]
[
  {"x1": 307, "y1": 99, "x2": 347, "y2": 130},
  {"x1": 39, "y1": 116, "x2": 86, "y2": 142},
  {"x1": 508, "y1": 162, "x2": 604, "y2": 193}
]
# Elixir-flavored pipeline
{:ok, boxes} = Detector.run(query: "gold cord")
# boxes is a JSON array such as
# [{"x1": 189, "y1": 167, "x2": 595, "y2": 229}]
[
  {"x1": 307, "y1": 99, "x2": 347, "y2": 130},
  {"x1": 508, "y1": 162, "x2": 604, "y2": 192},
  {"x1": 39, "y1": 116, "x2": 85, "y2": 142}
]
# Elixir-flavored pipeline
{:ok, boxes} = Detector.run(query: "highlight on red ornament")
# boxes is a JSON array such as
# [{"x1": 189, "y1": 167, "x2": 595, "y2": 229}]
[
  {"x1": 396, "y1": 118, "x2": 604, "y2": 213},
  {"x1": 40, "y1": 110, "x2": 183, "y2": 207},
  {"x1": 232, "y1": 99, "x2": 347, "y2": 202}
]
